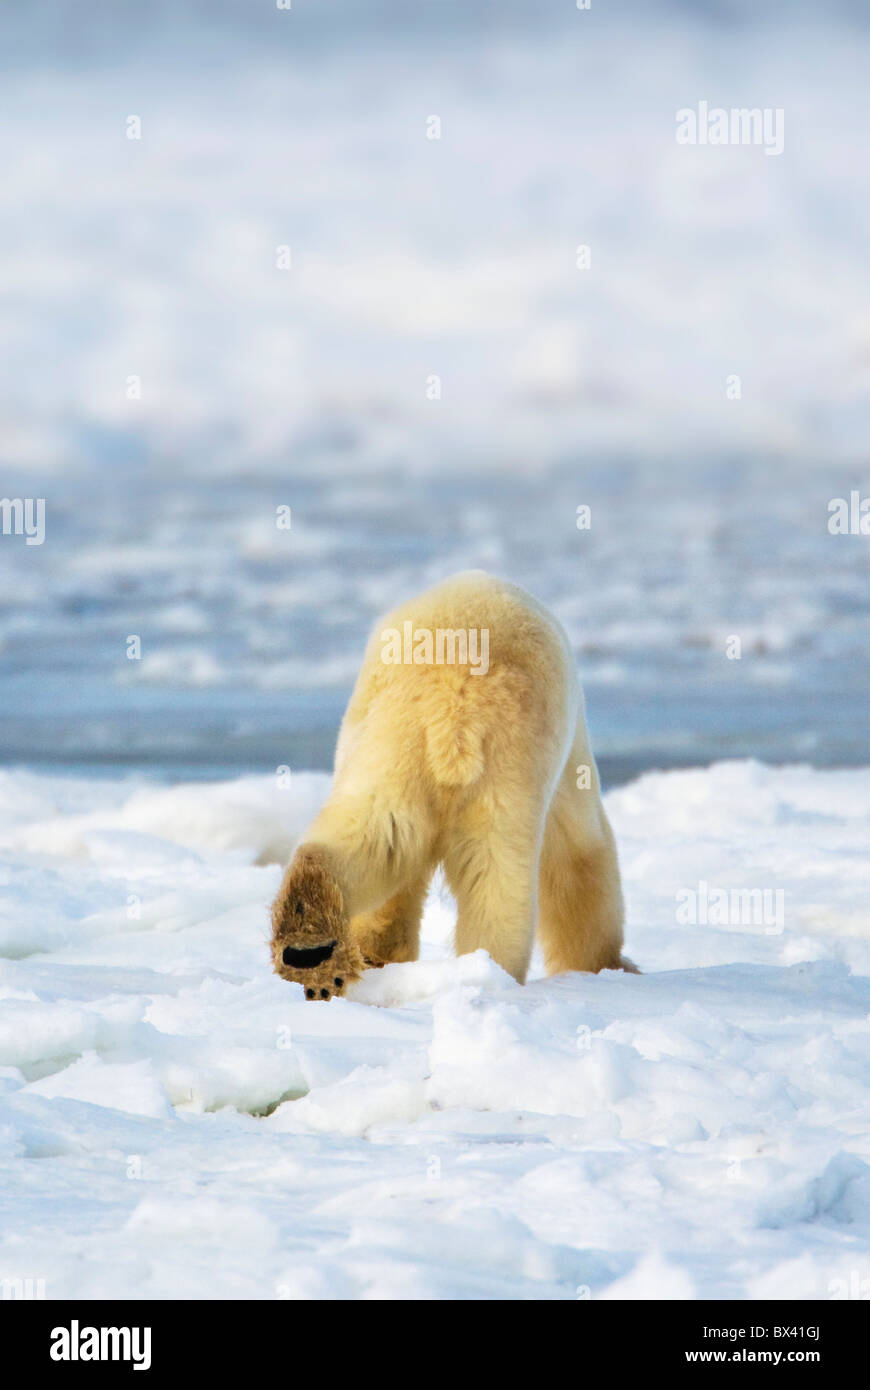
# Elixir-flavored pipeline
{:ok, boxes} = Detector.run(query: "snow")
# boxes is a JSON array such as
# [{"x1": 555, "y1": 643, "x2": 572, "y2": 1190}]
[{"x1": 1, "y1": 760, "x2": 869, "y2": 1299}]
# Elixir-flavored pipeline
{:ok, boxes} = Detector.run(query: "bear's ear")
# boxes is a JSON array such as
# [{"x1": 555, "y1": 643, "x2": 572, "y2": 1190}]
[{"x1": 295, "y1": 900, "x2": 304, "y2": 917}]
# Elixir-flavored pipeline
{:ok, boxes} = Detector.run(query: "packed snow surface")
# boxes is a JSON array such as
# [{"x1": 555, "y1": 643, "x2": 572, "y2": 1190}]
[{"x1": 1, "y1": 760, "x2": 869, "y2": 1300}]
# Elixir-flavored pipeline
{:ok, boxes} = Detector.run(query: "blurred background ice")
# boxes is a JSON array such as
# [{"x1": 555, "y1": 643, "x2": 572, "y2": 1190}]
[{"x1": 1, "y1": 0, "x2": 869, "y2": 782}]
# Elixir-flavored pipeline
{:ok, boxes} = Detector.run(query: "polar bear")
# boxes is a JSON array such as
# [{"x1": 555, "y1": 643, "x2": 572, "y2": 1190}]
[{"x1": 271, "y1": 570, "x2": 631, "y2": 999}]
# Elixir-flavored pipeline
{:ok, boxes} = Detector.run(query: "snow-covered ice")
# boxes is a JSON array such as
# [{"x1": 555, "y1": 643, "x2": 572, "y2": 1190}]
[{"x1": 1, "y1": 759, "x2": 869, "y2": 1300}]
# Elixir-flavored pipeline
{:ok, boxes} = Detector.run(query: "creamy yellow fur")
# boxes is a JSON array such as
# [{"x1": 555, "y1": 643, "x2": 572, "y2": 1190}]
[{"x1": 271, "y1": 571, "x2": 631, "y2": 996}]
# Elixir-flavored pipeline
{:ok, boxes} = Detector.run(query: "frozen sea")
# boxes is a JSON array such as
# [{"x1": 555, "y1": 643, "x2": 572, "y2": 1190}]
[
  {"x1": 1, "y1": 0, "x2": 870, "y2": 782},
  {"x1": 3, "y1": 456, "x2": 870, "y2": 783}
]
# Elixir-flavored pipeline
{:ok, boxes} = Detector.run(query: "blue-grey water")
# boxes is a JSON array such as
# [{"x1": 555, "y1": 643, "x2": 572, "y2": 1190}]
[{"x1": 1, "y1": 2, "x2": 869, "y2": 785}]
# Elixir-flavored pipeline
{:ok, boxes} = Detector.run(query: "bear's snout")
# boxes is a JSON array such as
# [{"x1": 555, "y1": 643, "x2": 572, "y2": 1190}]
[{"x1": 281, "y1": 940, "x2": 337, "y2": 968}]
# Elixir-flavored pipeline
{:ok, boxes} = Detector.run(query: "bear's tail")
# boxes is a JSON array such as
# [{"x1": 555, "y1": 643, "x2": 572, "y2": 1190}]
[
  {"x1": 423, "y1": 661, "x2": 524, "y2": 788},
  {"x1": 422, "y1": 666, "x2": 531, "y2": 788},
  {"x1": 424, "y1": 681, "x2": 487, "y2": 787}
]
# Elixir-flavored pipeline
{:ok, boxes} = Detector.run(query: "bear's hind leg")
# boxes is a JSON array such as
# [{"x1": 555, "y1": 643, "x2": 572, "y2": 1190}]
[
  {"x1": 537, "y1": 751, "x2": 628, "y2": 975},
  {"x1": 442, "y1": 802, "x2": 544, "y2": 984}
]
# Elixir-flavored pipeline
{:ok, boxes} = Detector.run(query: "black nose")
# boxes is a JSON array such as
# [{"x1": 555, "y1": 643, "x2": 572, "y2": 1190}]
[{"x1": 282, "y1": 940, "x2": 337, "y2": 968}]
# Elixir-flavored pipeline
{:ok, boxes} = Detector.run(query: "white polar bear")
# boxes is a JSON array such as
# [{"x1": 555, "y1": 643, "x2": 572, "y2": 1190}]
[{"x1": 271, "y1": 570, "x2": 632, "y2": 999}]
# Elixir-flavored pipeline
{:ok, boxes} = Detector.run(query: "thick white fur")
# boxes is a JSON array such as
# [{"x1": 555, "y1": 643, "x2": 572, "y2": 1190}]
[{"x1": 275, "y1": 570, "x2": 629, "y2": 984}]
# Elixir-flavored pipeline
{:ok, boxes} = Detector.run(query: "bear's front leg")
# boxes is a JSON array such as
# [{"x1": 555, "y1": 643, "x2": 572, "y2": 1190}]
[
  {"x1": 276, "y1": 931, "x2": 365, "y2": 1000},
  {"x1": 349, "y1": 871, "x2": 432, "y2": 968},
  {"x1": 270, "y1": 844, "x2": 365, "y2": 1000}
]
